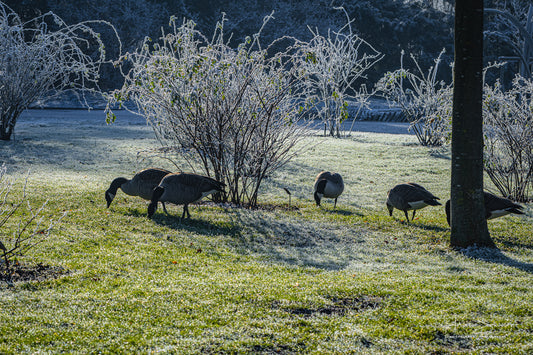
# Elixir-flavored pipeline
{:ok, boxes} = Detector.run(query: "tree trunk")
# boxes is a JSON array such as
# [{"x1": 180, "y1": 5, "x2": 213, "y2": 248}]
[
  {"x1": 0, "y1": 110, "x2": 18, "y2": 141},
  {"x1": 450, "y1": 0, "x2": 495, "y2": 248}
]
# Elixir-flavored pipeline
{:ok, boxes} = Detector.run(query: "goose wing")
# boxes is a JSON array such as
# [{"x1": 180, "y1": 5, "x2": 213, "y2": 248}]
[
  {"x1": 137, "y1": 168, "x2": 172, "y2": 183},
  {"x1": 389, "y1": 184, "x2": 441, "y2": 210},
  {"x1": 132, "y1": 168, "x2": 172, "y2": 200},
  {"x1": 484, "y1": 192, "x2": 524, "y2": 218},
  {"x1": 407, "y1": 182, "x2": 440, "y2": 200}
]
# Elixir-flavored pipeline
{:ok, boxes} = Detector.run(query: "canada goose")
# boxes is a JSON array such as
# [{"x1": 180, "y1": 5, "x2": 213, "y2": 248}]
[
  {"x1": 147, "y1": 173, "x2": 226, "y2": 219},
  {"x1": 386, "y1": 183, "x2": 441, "y2": 222},
  {"x1": 313, "y1": 171, "x2": 344, "y2": 208},
  {"x1": 445, "y1": 192, "x2": 525, "y2": 226},
  {"x1": 105, "y1": 168, "x2": 171, "y2": 213}
]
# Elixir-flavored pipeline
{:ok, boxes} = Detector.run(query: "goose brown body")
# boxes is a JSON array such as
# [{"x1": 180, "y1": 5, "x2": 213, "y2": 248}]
[
  {"x1": 105, "y1": 168, "x2": 171, "y2": 208},
  {"x1": 386, "y1": 183, "x2": 441, "y2": 222},
  {"x1": 148, "y1": 173, "x2": 226, "y2": 219},
  {"x1": 445, "y1": 192, "x2": 524, "y2": 226},
  {"x1": 313, "y1": 171, "x2": 344, "y2": 208}
]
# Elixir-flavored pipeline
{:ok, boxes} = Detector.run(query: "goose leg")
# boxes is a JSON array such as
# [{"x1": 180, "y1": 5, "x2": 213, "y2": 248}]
[
  {"x1": 181, "y1": 204, "x2": 191, "y2": 219},
  {"x1": 161, "y1": 202, "x2": 169, "y2": 215},
  {"x1": 403, "y1": 210, "x2": 410, "y2": 223},
  {"x1": 412, "y1": 210, "x2": 416, "y2": 220},
  {"x1": 334, "y1": 198, "x2": 338, "y2": 209},
  {"x1": 314, "y1": 192, "x2": 321, "y2": 207}
]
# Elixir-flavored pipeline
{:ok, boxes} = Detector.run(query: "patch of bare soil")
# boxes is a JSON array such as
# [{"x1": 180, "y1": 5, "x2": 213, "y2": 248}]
[
  {"x1": 1, "y1": 262, "x2": 68, "y2": 285},
  {"x1": 274, "y1": 295, "x2": 382, "y2": 317}
]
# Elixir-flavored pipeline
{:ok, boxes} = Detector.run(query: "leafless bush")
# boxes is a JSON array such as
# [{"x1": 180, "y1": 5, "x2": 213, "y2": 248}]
[
  {"x1": 376, "y1": 49, "x2": 452, "y2": 146},
  {"x1": 296, "y1": 7, "x2": 383, "y2": 137},
  {"x1": 0, "y1": 165, "x2": 66, "y2": 283},
  {"x1": 0, "y1": 1, "x2": 119, "y2": 140},
  {"x1": 483, "y1": 75, "x2": 533, "y2": 202},
  {"x1": 107, "y1": 15, "x2": 314, "y2": 207}
]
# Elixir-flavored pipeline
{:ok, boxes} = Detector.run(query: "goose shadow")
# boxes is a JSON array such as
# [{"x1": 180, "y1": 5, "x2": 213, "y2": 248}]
[
  {"x1": 149, "y1": 210, "x2": 240, "y2": 236},
  {"x1": 322, "y1": 208, "x2": 363, "y2": 217},
  {"x1": 411, "y1": 222, "x2": 449, "y2": 233},
  {"x1": 459, "y1": 247, "x2": 533, "y2": 274},
  {"x1": 118, "y1": 203, "x2": 240, "y2": 236}
]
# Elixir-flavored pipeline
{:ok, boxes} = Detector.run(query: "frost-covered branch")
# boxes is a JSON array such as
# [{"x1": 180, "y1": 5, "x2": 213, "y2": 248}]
[
  {"x1": 107, "y1": 15, "x2": 314, "y2": 207},
  {"x1": 483, "y1": 75, "x2": 533, "y2": 202},
  {"x1": 0, "y1": 1, "x2": 120, "y2": 140},
  {"x1": 296, "y1": 7, "x2": 383, "y2": 137},
  {"x1": 376, "y1": 49, "x2": 452, "y2": 146},
  {"x1": 0, "y1": 165, "x2": 66, "y2": 282},
  {"x1": 485, "y1": 3, "x2": 533, "y2": 79}
]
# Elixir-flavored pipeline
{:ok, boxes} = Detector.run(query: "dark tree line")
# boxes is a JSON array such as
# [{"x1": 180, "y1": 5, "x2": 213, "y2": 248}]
[{"x1": 4, "y1": 0, "x2": 456, "y2": 89}]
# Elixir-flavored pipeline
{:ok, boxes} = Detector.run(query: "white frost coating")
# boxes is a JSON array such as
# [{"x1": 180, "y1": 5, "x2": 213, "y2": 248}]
[
  {"x1": 295, "y1": 7, "x2": 383, "y2": 138},
  {"x1": 0, "y1": 1, "x2": 120, "y2": 140},
  {"x1": 376, "y1": 49, "x2": 452, "y2": 147}
]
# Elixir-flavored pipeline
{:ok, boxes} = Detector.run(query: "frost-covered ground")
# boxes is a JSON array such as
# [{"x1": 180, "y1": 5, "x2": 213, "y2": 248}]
[
  {"x1": 4, "y1": 108, "x2": 414, "y2": 210},
  {"x1": 18, "y1": 108, "x2": 411, "y2": 134},
  {"x1": 10, "y1": 108, "x2": 412, "y2": 176}
]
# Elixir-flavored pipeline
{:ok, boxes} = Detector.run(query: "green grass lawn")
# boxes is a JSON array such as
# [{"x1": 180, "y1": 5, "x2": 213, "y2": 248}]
[{"x1": 0, "y1": 113, "x2": 532, "y2": 354}]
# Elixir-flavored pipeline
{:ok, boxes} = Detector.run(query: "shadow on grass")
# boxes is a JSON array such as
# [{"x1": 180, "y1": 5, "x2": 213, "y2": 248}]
[
  {"x1": 498, "y1": 240, "x2": 533, "y2": 251},
  {"x1": 145, "y1": 202, "x2": 369, "y2": 271},
  {"x1": 460, "y1": 247, "x2": 533, "y2": 274},
  {"x1": 150, "y1": 211, "x2": 240, "y2": 236},
  {"x1": 222, "y1": 208, "x2": 368, "y2": 271},
  {"x1": 321, "y1": 208, "x2": 362, "y2": 217},
  {"x1": 411, "y1": 222, "x2": 449, "y2": 233}
]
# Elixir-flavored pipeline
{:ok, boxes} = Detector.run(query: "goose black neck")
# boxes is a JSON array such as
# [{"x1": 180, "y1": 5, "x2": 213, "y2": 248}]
[{"x1": 109, "y1": 177, "x2": 128, "y2": 194}]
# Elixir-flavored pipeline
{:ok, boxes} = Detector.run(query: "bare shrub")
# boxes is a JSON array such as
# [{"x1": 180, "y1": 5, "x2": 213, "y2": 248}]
[
  {"x1": 0, "y1": 1, "x2": 119, "y2": 140},
  {"x1": 296, "y1": 7, "x2": 383, "y2": 137},
  {"x1": 376, "y1": 49, "x2": 452, "y2": 146},
  {"x1": 107, "y1": 15, "x2": 314, "y2": 207},
  {"x1": 483, "y1": 76, "x2": 533, "y2": 202},
  {"x1": 0, "y1": 165, "x2": 66, "y2": 284}
]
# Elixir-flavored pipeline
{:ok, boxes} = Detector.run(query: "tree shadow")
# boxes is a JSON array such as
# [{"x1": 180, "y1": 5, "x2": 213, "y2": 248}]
[
  {"x1": 221, "y1": 209, "x2": 365, "y2": 271},
  {"x1": 459, "y1": 247, "x2": 533, "y2": 274},
  {"x1": 497, "y1": 240, "x2": 533, "y2": 251},
  {"x1": 145, "y1": 204, "x2": 369, "y2": 271}
]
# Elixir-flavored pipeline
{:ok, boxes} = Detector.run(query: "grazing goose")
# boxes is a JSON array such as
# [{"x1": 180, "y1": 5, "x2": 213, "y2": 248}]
[
  {"x1": 105, "y1": 168, "x2": 171, "y2": 212},
  {"x1": 386, "y1": 183, "x2": 441, "y2": 222},
  {"x1": 445, "y1": 192, "x2": 525, "y2": 226},
  {"x1": 313, "y1": 171, "x2": 344, "y2": 209},
  {"x1": 147, "y1": 173, "x2": 226, "y2": 219}
]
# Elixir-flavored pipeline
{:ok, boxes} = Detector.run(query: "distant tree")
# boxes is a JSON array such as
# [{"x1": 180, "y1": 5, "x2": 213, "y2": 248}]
[
  {"x1": 1, "y1": 0, "x2": 47, "y2": 20},
  {"x1": 485, "y1": 2, "x2": 533, "y2": 79},
  {"x1": 341, "y1": 0, "x2": 454, "y2": 84},
  {"x1": 0, "y1": 1, "x2": 118, "y2": 140},
  {"x1": 450, "y1": 0, "x2": 495, "y2": 248},
  {"x1": 47, "y1": 0, "x2": 167, "y2": 51}
]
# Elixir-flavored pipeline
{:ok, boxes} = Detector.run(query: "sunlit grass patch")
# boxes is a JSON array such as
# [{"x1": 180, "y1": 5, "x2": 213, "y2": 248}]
[{"x1": 0, "y1": 113, "x2": 532, "y2": 353}]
